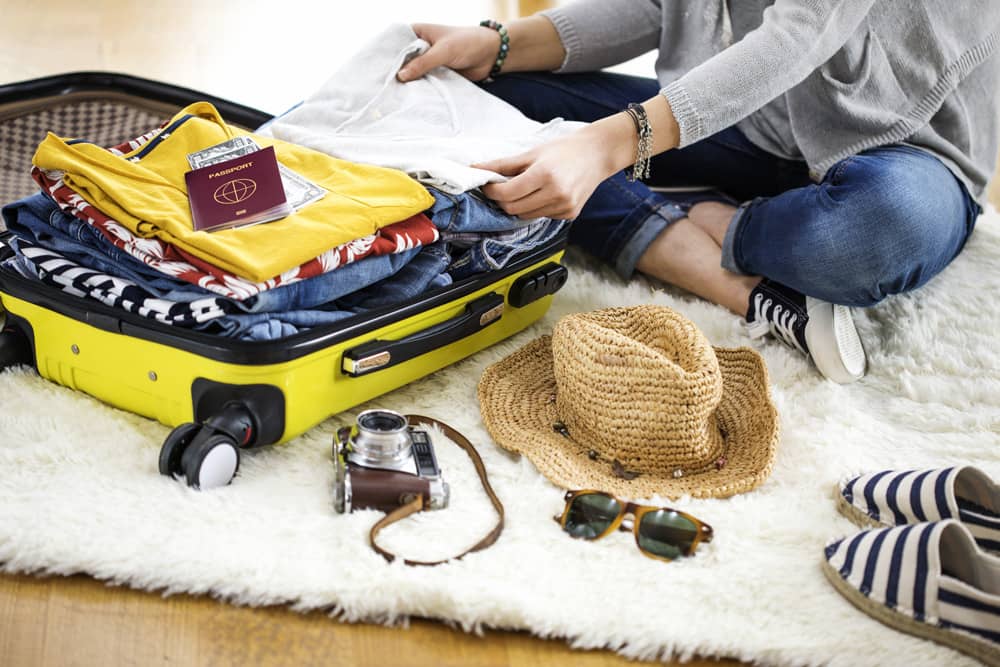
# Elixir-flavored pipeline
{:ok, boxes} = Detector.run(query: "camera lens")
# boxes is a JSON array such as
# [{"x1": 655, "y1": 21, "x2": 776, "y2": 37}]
[
  {"x1": 353, "y1": 409, "x2": 412, "y2": 465},
  {"x1": 358, "y1": 410, "x2": 407, "y2": 434}
]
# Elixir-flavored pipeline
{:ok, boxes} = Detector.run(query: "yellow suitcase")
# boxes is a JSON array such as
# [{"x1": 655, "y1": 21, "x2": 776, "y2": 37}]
[{"x1": 0, "y1": 72, "x2": 569, "y2": 488}]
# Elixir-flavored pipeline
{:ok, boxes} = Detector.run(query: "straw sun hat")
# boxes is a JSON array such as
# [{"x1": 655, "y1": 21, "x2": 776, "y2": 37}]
[{"x1": 478, "y1": 306, "x2": 779, "y2": 499}]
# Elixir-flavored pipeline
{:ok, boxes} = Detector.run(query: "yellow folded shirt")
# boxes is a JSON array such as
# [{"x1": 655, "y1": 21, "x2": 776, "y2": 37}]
[{"x1": 32, "y1": 102, "x2": 435, "y2": 282}]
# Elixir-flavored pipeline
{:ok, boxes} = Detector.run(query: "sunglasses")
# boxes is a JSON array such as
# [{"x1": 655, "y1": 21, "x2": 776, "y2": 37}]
[{"x1": 556, "y1": 490, "x2": 714, "y2": 562}]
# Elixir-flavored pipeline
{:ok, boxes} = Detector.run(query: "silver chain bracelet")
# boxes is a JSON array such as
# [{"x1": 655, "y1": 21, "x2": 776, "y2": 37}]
[{"x1": 624, "y1": 102, "x2": 653, "y2": 182}]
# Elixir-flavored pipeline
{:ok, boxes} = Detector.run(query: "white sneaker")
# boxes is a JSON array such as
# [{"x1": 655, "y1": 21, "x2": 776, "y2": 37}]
[{"x1": 746, "y1": 279, "x2": 867, "y2": 383}]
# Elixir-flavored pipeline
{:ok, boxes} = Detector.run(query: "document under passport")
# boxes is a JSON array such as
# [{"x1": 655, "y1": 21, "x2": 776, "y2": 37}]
[{"x1": 185, "y1": 145, "x2": 292, "y2": 232}]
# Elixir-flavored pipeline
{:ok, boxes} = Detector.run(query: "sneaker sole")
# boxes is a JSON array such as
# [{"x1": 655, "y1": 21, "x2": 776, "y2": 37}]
[{"x1": 805, "y1": 298, "x2": 867, "y2": 384}]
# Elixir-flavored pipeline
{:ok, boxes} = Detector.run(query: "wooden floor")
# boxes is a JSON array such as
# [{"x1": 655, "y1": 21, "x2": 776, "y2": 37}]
[{"x1": 1, "y1": 572, "x2": 736, "y2": 667}]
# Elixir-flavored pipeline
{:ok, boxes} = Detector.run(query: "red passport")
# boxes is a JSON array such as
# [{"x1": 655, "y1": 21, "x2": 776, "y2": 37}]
[{"x1": 185, "y1": 145, "x2": 292, "y2": 232}]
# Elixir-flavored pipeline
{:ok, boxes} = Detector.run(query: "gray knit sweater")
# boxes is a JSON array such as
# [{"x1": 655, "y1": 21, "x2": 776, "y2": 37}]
[{"x1": 541, "y1": 0, "x2": 1000, "y2": 199}]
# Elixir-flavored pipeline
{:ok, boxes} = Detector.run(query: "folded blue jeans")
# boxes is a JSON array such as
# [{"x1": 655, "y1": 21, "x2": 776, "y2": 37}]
[
  {"x1": 2, "y1": 191, "x2": 551, "y2": 340},
  {"x1": 426, "y1": 186, "x2": 569, "y2": 278},
  {"x1": 1, "y1": 196, "x2": 425, "y2": 339},
  {"x1": 2, "y1": 231, "x2": 452, "y2": 341},
  {"x1": 8, "y1": 189, "x2": 562, "y2": 312},
  {"x1": 2, "y1": 193, "x2": 422, "y2": 313},
  {"x1": 4, "y1": 193, "x2": 210, "y2": 300},
  {"x1": 483, "y1": 71, "x2": 981, "y2": 307}
]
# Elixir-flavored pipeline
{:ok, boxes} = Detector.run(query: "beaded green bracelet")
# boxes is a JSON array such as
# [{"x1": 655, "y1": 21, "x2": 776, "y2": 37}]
[{"x1": 479, "y1": 19, "x2": 510, "y2": 83}]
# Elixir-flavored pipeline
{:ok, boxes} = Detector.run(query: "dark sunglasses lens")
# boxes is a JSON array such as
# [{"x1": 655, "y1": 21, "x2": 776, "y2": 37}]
[
  {"x1": 563, "y1": 493, "x2": 622, "y2": 539},
  {"x1": 637, "y1": 510, "x2": 699, "y2": 560}
]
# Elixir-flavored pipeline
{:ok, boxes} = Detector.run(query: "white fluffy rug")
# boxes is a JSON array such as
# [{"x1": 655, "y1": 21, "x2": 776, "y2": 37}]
[{"x1": 1, "y1": 210, "x2": 998, "y2": 667}]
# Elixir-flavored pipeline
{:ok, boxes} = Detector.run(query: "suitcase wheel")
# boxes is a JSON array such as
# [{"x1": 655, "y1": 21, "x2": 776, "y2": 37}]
[
  {"x1": 159, "y1": 402, "x2": 254, "y2": 489},
  {"x1": 159, "y1": 422, "x2": 200, "y2": 478},
  {"x1": 181, "y1": 432, "x2": 240, "y2": 490},
  {"x1": 159, "y1": 423, "x2": 241, "y2": 490},
  {"x1": 0, "y1": 324, "x2": 33, "y2": 371}
]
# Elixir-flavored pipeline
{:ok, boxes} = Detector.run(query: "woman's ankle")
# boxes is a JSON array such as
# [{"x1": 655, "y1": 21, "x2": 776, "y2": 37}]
[{"x1": 635, "y1": 217, "x2": 759, "y2": 316}]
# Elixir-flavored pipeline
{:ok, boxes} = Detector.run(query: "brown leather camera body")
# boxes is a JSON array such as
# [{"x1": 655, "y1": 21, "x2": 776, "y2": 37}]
[{"x1": 347, "y1": 465, "x2": 434, "y2": 513}]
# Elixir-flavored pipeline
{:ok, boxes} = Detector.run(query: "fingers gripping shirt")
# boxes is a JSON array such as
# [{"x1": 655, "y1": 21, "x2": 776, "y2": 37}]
[
  {"x1": 32, "y1": 102, "x2": 435, "y2": 282},
  {"x1": 259, "y1": 24, "x2": 586, "y2": 195}
]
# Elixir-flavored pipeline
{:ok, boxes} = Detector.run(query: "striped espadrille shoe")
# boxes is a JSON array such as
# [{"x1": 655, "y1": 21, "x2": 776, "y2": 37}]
[
  {"x1": 838, "y1": 467, "x2": 1000, "y2": 552},
  {"x1": 823, "y1": 520, "x2": 1000, "y2": 665}
]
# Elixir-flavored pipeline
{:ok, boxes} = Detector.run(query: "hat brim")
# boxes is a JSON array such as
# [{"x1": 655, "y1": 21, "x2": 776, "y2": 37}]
[{"x1": 478, "y1": 336, "x2": 779, "y2": 500}]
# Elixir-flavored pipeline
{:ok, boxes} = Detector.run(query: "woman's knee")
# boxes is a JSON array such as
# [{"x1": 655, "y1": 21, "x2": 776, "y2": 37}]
[
  {"x1": 742, "y1": 149, "x2": 975, "y2": 306},
  {"x1": 812, "y1": 151, "x2": 974, "y2": 303}
]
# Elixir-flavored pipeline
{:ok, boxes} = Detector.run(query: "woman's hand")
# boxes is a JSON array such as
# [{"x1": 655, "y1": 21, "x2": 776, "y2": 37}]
[
  {"x1": 397, "y1": 24, "x2": 500, "y2": 83},
  {"x1": 475, "y1": 119, "x2": 635, "y2": 221}
]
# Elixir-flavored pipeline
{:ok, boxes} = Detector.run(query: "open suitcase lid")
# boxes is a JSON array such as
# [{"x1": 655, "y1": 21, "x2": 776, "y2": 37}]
[{"x1": 0, "y1": 71, "x2": 273, "y2": 203}]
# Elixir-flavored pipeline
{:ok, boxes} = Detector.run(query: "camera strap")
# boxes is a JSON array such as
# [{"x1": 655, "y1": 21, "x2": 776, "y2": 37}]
[{"x1": 367, "y1": 414, "x2": 505, "y2": 566}]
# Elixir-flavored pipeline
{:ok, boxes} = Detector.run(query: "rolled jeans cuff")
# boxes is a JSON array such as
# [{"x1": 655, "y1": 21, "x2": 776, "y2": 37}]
[
  {"x1": 612, "y1": 200, "x2": 688, "y2": 280},
  {"x1": 721, "y1": 200, "x2": 753, "y2": 276}
]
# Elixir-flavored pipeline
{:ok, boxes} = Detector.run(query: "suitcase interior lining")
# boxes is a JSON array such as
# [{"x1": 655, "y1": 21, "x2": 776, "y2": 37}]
[{"x1": 0, "y1": 91, "x2": 179, "y2": 207}]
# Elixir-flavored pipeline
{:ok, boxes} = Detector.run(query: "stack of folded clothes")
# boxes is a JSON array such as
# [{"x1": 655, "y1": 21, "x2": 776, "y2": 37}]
[{"x1": 1, "y1": 93, "x2": 568, "y2": 341}]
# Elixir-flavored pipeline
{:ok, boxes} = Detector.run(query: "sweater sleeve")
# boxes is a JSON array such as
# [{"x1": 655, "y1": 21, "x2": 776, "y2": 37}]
[
  {"x1": 539, "y1": 0, "x2": 662, "y2": 73},
  {"x1": 662, "y1": 0, "x2": 875, "y2": 147}
]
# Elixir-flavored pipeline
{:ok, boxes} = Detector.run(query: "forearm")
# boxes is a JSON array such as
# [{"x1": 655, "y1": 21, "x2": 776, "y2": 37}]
[
  {"x1": 582, "y1": 95, "x2": 680, "y2": 179},
  {"x1": 474, "y1": 94, "x2": 680, "y2": 221},
  {"x1": 499, "y1": 15, "x2": 566, "y2": 73}
]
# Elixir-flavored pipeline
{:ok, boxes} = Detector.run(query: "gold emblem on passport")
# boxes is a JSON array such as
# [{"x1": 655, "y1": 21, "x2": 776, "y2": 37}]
[{"x1": 213, "y1": 178, "x2": 258, "y2": 205}]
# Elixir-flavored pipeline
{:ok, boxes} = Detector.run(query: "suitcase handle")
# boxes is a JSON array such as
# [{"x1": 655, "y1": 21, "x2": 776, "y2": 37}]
[{"x1": 342, "y1": 293, "x2": 505, "y2": 377}]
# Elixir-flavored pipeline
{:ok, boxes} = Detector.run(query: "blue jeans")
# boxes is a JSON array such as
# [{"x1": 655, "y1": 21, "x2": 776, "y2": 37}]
[
  {"x1": 2, "y1": 191, "x2": 546, "y2": 340},
  {"x1": 483, "y1": 72, "x2": 981, "y2": 307},
  {"x1": 2, "y1": 228, "x2": 449, "y2": 341},
  {"x1": 2, "y1": 193, "x2": 422, "y2": 312},
  {"x1": 427, "y1": 187, "x2": 568, "y2": 279},
  {"x1": 1, "y1": 195, "x2": 424, "y2": 340},
  {"x1": 7, "y1": 189, "x2": 560, "y2": 312},
  {"x1": 3, "y1": 194, "x2": 217, "y2": 302}
]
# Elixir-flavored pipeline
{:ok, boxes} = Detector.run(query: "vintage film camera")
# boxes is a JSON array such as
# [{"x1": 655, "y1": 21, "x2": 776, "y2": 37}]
[{"x1": 333, "y1": 409, "x2": 449, "y2": 514}]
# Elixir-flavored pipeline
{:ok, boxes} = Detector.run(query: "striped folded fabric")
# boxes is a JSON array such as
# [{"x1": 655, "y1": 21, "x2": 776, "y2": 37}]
[
  {"x1": 838, "y1": 466, "x2": 1000, "y2": 552},
  {"x1": 823, "y1": 520, "x2": 1000, "y2": 666}
]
